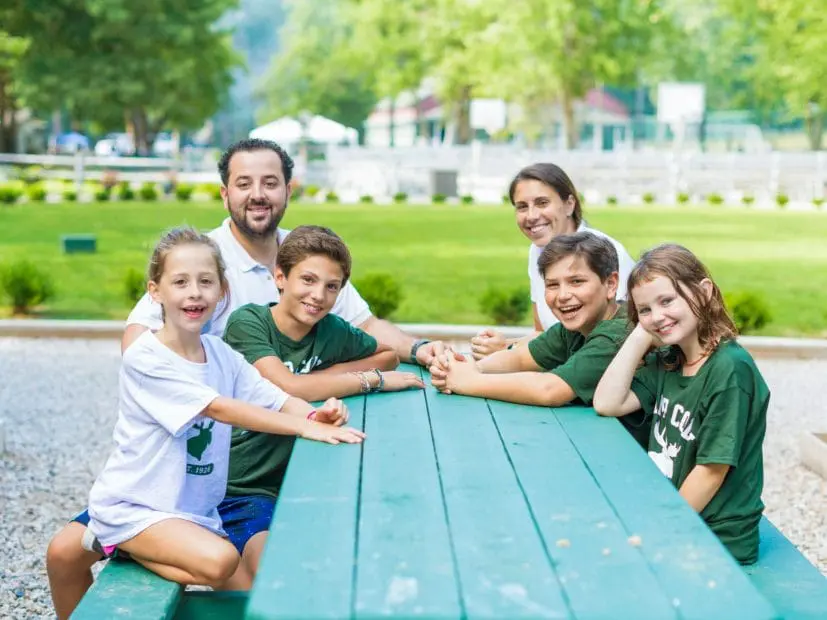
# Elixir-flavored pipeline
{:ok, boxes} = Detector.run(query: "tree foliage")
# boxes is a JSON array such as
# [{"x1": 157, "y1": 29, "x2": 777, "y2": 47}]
[{"x1": 4, "y1": 0, "x2": 242, "y2": 152}]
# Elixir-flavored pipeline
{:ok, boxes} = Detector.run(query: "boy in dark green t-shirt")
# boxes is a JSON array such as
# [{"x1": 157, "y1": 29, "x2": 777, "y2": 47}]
[
  {"x1": 430, "y1": 232, "x2": 649, "y2": 446},
  {"x1": 219, "y1": 225, "x2": 424, "y2": 588}
]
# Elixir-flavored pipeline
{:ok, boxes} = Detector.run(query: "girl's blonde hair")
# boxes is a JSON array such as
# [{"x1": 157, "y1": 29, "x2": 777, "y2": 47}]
[
  {"x1": 147, "y1": 227, "x2": 229, "y2": 321},
  {"x1": 627, "y1": 244, "x2": 737, "y2": 363}
]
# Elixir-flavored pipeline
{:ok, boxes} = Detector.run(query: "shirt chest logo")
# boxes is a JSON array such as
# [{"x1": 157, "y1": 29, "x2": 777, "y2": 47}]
[
  {"x1": 186, "y1": 420, "x2": 215, "y2": 476},
  {"x1": 648, "y1": 420, "x2": 682, "y2": 478},
  {"x1": 283, "y1": 355, "x2": 322, "y2": 375}
]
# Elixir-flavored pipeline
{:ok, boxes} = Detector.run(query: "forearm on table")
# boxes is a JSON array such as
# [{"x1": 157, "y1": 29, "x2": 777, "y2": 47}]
[
  {"x1": 205, "y1": 396, "x2": 309, "y2": 436},
  {"x1": 455, "y1": 372, "x2": 574, "y2": 406}
]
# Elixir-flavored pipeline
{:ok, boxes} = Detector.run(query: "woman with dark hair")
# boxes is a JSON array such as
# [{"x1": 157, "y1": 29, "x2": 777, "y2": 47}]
[{"x1": 471, "y1": 163, "x2": 635, "y2": 359}]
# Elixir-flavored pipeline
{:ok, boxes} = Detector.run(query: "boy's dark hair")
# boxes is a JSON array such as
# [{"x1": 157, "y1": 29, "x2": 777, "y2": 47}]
[
  {"x1": 508, "y1": 163, "x2": 583, "y2": 228},
  {"x1": 217, "y1": 138, "x2": 295, "y2": 187},
  {"x1": 277, "y1": 225, "x2": 352, "y2": 284},
  {"x1": 537, "y1": 232, "x2": 619, "y2": 282}
]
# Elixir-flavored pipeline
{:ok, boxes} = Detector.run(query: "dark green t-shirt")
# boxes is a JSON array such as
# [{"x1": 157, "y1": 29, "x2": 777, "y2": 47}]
[
  {"x1": 222, "y1": 302, "x2": 378, "y2": 498},
  {"x1": 527, "y1": 305, "x2": 650, "y2": 447},
  {"x1": 630, "y1": 340, "x2": 769, "y2": 564}
]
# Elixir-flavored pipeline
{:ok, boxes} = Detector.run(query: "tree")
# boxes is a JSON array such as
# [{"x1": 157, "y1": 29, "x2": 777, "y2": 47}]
[
  {"x1": 477, "y1": 0, "x2": 673, "y2": 148},
  {"x1": 718, "y1": 0, "x2": 827, "y2": 150},
  {"x1": 0, "y1": 30, "x2": 29, "y2": 152},
  {"x1": 257, "y1": 0, "x2": 377, "y2": 140},
  {"x1": 5, "y1": 0, "x2": 242, "y2": 153}
]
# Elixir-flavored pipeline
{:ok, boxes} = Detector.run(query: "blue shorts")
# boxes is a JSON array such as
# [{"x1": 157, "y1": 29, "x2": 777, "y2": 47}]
[
  {"x1": 68, "y1": 497, "x2": 275, "y2": 556},
  {"x1": 217, "y1": 495, "x2": 276, "y2": 555}
]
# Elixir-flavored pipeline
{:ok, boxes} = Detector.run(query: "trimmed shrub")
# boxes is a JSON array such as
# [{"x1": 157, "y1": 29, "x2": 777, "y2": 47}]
[
  {"x1": 775, "y1": 193, "x2": 789, "y2": 208},
  {"x1": 18, "y1": 165, "x2": 44, "y2": 185},
  {"x1": 393, "y1": 192, "x2": 408, "y2": 204},
  {"x1": 353, "y1": 273, "x2": 402, "y2": 319},
  {"x1": 94, "y1": 187, "x2": 111, "y2": 202},
  {"x1": 707, "y1": 193, "x2": 724, "y2": 206},
  {"x1": 742, "y1": 194, "x2": 755, "y2": 206},
  {"x1": 724, "y1": 291, "x2": 772, "y2": 334},
  {"x1": 0, "y1": 184, "x2": 23, "y2": 205},
  {"x1": 62, "y1": 188, "x2": 78, "y2": 202},
  {"x1": 175, "y1": 183, "x2": 195, "y2": 201},
  {"x1": 26, "y1": 183, "x2": 48, "y2": 202},
  {"x1": 0, "y1": 259, "x2": 55, "y2": 314},
  {"x1": 432, "y1": 193, "x2": 447, "y2": 204},
  {"x1": 460, "y1": 194, "x2": 474, "y2": 204},
  {"x1": 116, "y1": 182, "x2": 135, "y2": 201},
  {"x1": 606, "y1": 195, "x2": 618, "y2": 206},
  {"x1": 124, "y1": 268, "x2": 146, "y2": 303},
  {"x1": 304, "y1": 184, "x2": 320, "y2": 198},
  {"x1": 642, "y1": 192, "x2": 656, "y2": 205},
  {"x1": 325, "y1": 190, "x2": 339, "y2": 202},
  {"x1": 359, "y1": 194, "x2": 374, "y2": 203},
  {"x1": 480, "y1": 286, "x2": 530, "y2": 325},
  {"x1": 813, "y1": 198, "x2": 824, "y2": 209},
  {"x1": 139, "y1": 182, "x2": 158, "y2": 201},
  {"x1": 502, "y1": 194, "x2": 511, "y2": 205},
  {"x1": 676, "y1": 192, "x2": 690, "y2": 205}
]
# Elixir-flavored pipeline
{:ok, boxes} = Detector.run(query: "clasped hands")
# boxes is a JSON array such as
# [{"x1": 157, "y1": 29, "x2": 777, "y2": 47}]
[{"x1": 428, "y1": 347, "x2": 481, "y2": 395}]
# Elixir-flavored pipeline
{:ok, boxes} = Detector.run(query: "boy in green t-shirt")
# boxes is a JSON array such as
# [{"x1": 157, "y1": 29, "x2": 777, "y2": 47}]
[
  {"x1": 219, "y1": 225, "x2": 424, "y2": 588},
  {"x1": 430, "y1": 231, "x2": 649, "y2": 446},
  {"x1": 594, "y1": 244, "x2": 769, "y2": 564}
]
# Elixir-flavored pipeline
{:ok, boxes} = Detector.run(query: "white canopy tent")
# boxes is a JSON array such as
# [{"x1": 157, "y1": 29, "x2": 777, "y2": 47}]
[{"x1": 249, "y1": 115, "x2": 358, "y2": 145}]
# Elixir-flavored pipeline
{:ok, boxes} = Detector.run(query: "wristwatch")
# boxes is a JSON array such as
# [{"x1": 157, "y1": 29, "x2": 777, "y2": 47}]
[{"x1": 410, "y1": 339, "x2": 431, "y2": 365}]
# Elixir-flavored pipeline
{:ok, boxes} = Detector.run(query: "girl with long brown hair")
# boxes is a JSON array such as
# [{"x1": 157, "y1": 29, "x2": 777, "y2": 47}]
[{"x1": 594, "y1": 244, "x2": 769, "y2": 565}]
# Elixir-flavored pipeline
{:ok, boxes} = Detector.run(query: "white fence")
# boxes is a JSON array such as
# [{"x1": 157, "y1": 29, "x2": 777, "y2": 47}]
[{"x1": 2, "y1": 147, "x2": 827, "y2": 204}]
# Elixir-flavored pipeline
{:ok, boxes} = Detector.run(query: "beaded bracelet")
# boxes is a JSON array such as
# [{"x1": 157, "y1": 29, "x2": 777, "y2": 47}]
[
  {"x1": 370, "y1": 368, "x2": 384, "y2": 392},
  {"x1": 351, "y1": 371, "x2": 370, "y2": 394}
]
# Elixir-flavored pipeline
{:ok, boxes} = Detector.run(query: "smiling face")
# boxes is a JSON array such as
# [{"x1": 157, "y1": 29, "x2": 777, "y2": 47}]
[
  {"x1": 631, "y1": 275, "x2": 704, "y2": 349},
  {"x1": 543, "y1": 255, "x2": 618, "y2": 335},
  {"x1": 222, "y1": 149, "x2": 291, "y2": 240},
  {"x1": 148, "y1": 244, "x2": 224, "y2": 334},
  {"x1": 275, "y1": 254, "x2": 345, "y2": 328},
  {"x1": 513, "y1": 179, "x2": 578, "y2": 247}
]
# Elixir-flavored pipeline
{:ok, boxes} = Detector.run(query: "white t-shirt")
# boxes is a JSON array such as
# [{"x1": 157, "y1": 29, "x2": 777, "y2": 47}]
[
  {"x1": 528, "y1": 223, "x2": 636, "y2": 330},
  {"x1": 87, "y1": 331, "x2": 289, "y2": 546},
  {"x1": 127, "y1": 219, "x2": 372, "y2": 336}
]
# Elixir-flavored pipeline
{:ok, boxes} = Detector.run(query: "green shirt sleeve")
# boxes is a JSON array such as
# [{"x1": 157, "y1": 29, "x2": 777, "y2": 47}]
[
  {"x1": 550, "y1": 333, "x2": 622, "y2": 404},
  {"x1": 527, "y1": 324, "x2": 568, "y2": 370},
  {"x1": 696, "y1": 386, "x2": 751, "y2": 467},
  {"x1": 223, "y1": 305, "x2": 279, "y2": 365},
  {"x1": 630, "y1": 352, "x2": 660, "y2": 415},
  {"x1": 323, "y1": 315, "x2": 378, "y2": 364}
]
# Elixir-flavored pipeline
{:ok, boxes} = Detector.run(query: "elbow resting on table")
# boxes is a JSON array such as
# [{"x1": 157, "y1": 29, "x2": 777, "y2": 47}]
[
  {"x1": 372, "y1": 348, "x2": 401, "y2": 370},
  {"x1": 593, "y1": 396, "x2": 622, "y2": 417}
]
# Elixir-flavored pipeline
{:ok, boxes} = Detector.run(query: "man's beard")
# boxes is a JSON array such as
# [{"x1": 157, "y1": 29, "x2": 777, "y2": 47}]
[{"x1": 228, "y1": 199, "x2": 284, "y2": 240}]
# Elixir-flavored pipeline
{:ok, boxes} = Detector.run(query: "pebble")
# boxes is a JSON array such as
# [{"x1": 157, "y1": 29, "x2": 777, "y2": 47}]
[{"x1": 0, "y1": 339, "x2": 825, "y2": 619}]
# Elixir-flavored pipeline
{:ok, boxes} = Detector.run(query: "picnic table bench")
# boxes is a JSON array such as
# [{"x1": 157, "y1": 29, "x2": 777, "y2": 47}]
[{"x1": 72, "y1": 363, "x2": 827, "y2": 619}]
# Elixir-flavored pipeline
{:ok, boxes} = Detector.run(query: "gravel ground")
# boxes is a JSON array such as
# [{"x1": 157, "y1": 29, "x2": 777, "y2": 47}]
[{"x1": 1, "y1": 337, "x2": 825, "y2": 619}]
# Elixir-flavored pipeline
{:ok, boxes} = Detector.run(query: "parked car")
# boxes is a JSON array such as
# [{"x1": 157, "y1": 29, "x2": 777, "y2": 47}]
[{"x1": 94, "y1": 133, "x2": 135, "y2": 157}]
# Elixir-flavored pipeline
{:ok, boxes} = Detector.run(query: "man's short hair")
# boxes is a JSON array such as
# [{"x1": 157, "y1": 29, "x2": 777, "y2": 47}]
[{"x1": 217, "y1": 138, "x2": 295, "y2": 186}]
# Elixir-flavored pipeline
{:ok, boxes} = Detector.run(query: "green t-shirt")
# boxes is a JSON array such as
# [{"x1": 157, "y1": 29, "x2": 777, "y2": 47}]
[
  {"x1": 222, "y1": 302, "x2": 378, "y2": 498},
  {"x1": 527, "y1": 305, "x2": 650, "y2": 447},
  {"x1": 630, "y1": 340, "x2": 769, "y2": 564}
]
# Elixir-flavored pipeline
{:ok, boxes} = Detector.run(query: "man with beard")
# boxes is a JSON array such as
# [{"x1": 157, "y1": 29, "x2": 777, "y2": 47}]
[
  {"x1": 122, "y1": 138, "x2": 443, "y2": 365},
  {"x1": 45, "y1": 139, "x2": 444, "y2": 620}
]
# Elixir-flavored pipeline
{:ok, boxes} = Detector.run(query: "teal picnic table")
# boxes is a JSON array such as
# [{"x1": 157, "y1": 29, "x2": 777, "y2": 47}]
[{"x1": 244, "y1": 363, "x2": 781, "y2": 620}]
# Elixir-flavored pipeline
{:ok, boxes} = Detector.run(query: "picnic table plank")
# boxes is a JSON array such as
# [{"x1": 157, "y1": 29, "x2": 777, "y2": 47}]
[
  {"x1": 354, "y1": 365, "x2": 461, "y2": 617},
  {"x1": 555, "y1": 407, "x2": 779, "y2": 620},
  {"x1": 423, "y1": 383, "x2": 572, "y2": 618},
  {"x1": 71, "y1": 557, "x2": 181, "y2": 619},
  {"x1": 244, "y1": 394, "x2": 366, "y2": 620},
  {"x1": 489, "y1": 400, "x2": 678, "y2": 619}
]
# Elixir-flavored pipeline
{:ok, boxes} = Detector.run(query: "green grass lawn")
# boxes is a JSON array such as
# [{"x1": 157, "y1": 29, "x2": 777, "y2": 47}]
[{"x1": 1, "y1": 200, "x2": 826, "y2": 336}]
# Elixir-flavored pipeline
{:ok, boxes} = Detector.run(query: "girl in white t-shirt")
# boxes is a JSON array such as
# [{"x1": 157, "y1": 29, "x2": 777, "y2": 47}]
[
  {"x1": 471, "y1": 163, "x2": 635, "y2": 358},
  {"x1": 83, "y1": 227, "x2": 364, "y2": 588}
]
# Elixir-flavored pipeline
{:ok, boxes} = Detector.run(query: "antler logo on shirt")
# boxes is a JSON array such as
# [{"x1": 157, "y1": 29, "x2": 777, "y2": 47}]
[
  {"x1": 187, "y1": 420, "x2": 215, "y2": 461},
  {"x1": 648, "y1": 420, "x2": 681, "y2": 478}
]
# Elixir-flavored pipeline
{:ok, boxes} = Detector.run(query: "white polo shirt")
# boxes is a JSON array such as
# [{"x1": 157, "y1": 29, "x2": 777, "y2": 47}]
[
  {"x1": 127, "y1": 219, "x2": 372, "y2": 336},
  {"x1": 528, "y1": 223, "x2": 636, "y2": 330}
]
